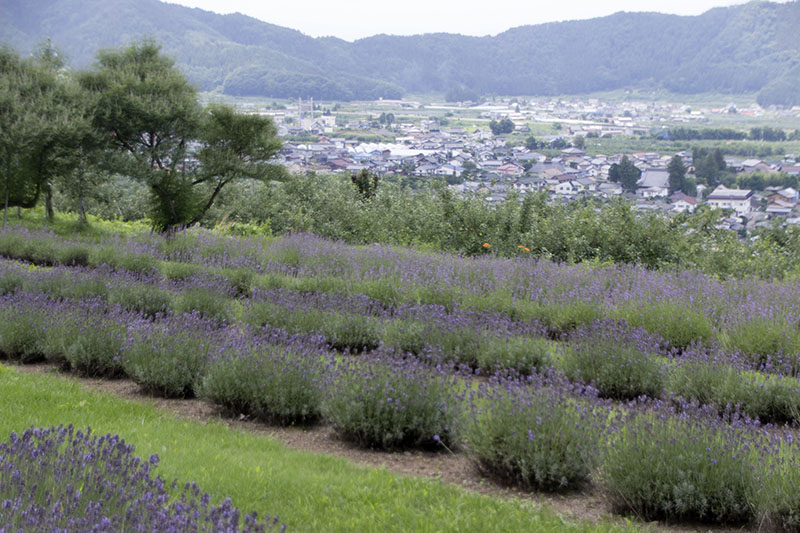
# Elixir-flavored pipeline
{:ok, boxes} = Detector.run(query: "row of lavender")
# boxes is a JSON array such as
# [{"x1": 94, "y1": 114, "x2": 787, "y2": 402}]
[
  {"x1": 0, "y1": 425, "x2": 284, "y2": 532},
  {"x1": 3, "y1": 292, "x2": 800, "y2": 528},
  {"x1": 2, "y1": 256, "x2": 800, "y2": 426},
  {"x1": 3, "y1": 228, "x2": 800, "y2": 366}
]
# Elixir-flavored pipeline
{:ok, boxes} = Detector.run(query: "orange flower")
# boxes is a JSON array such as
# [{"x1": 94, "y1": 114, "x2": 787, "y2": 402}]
[
  {"x1": 524, "y1": 247, "x2": 530, "y2": 252},
  {"x1": 518, "y1": 245, "x2": 524, "y2": 249},
  {"x1": 482, "y1": 242, "x2": 491, "y2": 248}
]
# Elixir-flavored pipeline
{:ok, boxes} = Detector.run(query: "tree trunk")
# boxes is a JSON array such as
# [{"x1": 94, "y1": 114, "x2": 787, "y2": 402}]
[
  {"x1": 45, "y1": 184, "x2": 54, "y2": 221},
  {"x1": 3, "y1": 184, "x2": 8, "y2": 232}
]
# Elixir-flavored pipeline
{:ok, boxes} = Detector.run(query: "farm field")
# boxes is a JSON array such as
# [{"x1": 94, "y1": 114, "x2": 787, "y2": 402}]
[{"x1": 3, "y1": 217, "x2": 800, "y2": 530}]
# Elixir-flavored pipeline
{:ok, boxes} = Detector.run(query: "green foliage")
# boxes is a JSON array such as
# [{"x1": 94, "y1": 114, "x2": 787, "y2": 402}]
[
  {"x1": 721, "y1": 317, "x2": 800, "y2": 369},
  {"x1": 201, "y1": 348, "x2": 325, "y2": 424},
  {"x1": 669, "y1": 359, "x2": 800, "y2": 424},
  {"x1": 465, "y1": 385, "x2": 601, "y2": 491},
  {"x1": 0, "y1": 305, "x2": 45, "y2": 363},
  {"x1": 617, "y1": 156, "x2": 641, "y2": 193},
  {"x1": 667, "y1": 155, "x2": 687, "y2": 195},
  {"x1": 122, "y1": 321, "x2": 212, "y2": 398},
  {"x1": 611, "y1": 301, "x2": 713, "y2": 350},
  {"x1": 107, "y1": 284, "x2": 173, "y2": 317},
  {"x1": 321, "y1": 358, "x2": 461, "y2": 450},
  {"x1": 174, "y1": 288, "x2": 231, "y2": 323},
  {"x1": 561, "y1": 325, "x2": 664, "y2": 400},
  {"x1": 489, "y1": 118, "x2": 515, "y2": 135},
  {"x1": 600, "y1": 411, "x2": 757, "y2": 525}
]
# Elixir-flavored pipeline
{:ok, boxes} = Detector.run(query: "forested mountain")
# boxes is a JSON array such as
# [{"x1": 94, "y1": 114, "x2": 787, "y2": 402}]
[{"x1": 2, "y1": 0, "x2": 800, "y2": 104}]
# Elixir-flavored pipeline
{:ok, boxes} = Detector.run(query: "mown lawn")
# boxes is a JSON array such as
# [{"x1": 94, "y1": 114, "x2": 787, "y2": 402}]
[{"x1": 0, "y1": 364, "x2": 632, "y2": 532}]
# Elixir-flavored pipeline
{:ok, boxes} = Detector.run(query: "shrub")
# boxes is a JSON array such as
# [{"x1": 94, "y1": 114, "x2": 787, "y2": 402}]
[
  {"x1": 123, "y1": 314, "x2": 219, "y2": 398},
  {"x1": 561, "y1": 320, "x2": 664, "y2": 400},
  {"x1": 612, "y1": 300, "x2": 714, "y2": 350},
  {"x1": 63, "y1": 309, "x2": 128, "y2": 377},
  {"x1": 174, "y1": 287, "x2": 231, "y2": 323},
  {"x1": 0, "y1": 271, "x2": 23, "y2": 295},
  {"x1": 600, "y1": 406, "x2": 758, "y2": 525},
  {"x1": 669, "y1": 353, "x2": 800, "y2": 425},
  {"x1": 319, "y1": 312, "x2": 381, "y2": 353},
  {"x1": 721, "y1": 318, "x2": 800, "y2": 370},
  {"x1": 201, "y1": 340, "x2": 326, "y2": 424},
  {"x1": 0, "y1": 425, "x2": 283, "y2": 531},
  {"x1": 108, "y1": 283, "x2": 174, "y2": 317},
  {"x1": 321, "y1": 356, "x2": 463, "y2": 450},
  {"x1": 476, "y1": 336, "x2": 553, "y2": 374},
  {"x1": 464, "y1": 375, "x2": 604, "y2": 491},
  {"x1": 0, "y1": 294, "x2": 48, "y2": 363},
  {"x1": 56, "y1": 245, "x2": 90, "y2": 267},
  {"x1": 759, "y1": 435, "x2": 800, "y2": 531},
  {"x1": 161, "y1": 261, "x2": 201, "y2": 280}
]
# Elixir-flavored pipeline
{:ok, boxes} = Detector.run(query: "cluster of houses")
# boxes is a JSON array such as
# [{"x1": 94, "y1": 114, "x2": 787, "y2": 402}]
[{"x1": 276, "y1": 124, "x2": 800, "y2": 231}]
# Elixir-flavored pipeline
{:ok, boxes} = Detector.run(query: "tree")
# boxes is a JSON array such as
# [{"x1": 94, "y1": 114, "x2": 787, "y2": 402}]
[
  {"x1": 608, "y1": 163, "x2": 620, "y2": 183},
  {"x1": 667, "y1": 155, "x2": 687, "y2": 194},
  {"x1": 618, "y1": 156, "x2": 641, "y2": 193},
  {"x1": 351, "y1": 169, "x2": 379, "y2": 200},
  {"x1": 0, "y1": 46, "x2": 65, "y2": 229},
  {"x1": 572, "y1": 135, "x2": 585, "y2": 150},
  {"x1": 80, "y1": 40, "x2": 283, "y2": 233},
  {"x1": 524, "y1": 135, "x2": 539, "y2": 150},
  {"x1": 489, "y1": 118, "x2": 514, "y2": 135}
]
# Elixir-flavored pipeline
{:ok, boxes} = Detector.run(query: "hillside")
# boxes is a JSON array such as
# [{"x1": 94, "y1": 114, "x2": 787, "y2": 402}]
[{"x1": 2, "y1": 0, "x2": 799, "y2": 104}]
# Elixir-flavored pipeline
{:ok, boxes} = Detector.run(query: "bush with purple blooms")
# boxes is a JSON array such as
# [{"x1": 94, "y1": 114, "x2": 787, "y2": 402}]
[
  {"x1": 0, "y1": 293, "x2": 49, "y2": 363},
  {"x1": 669, "y1": 349, "x2": 800, "y2": 425},
  {"x1": 201, "y1": 336, "x2": 327, "y2": 424},
  {"x1": 321, "y1": 356, "x2": 463, "y2": 450},
  {"x1": 759, "y1": 433, "x2": 800, "y2": 531},
  {"x1": 561, "y1": 320, "x2": 665, "y2": 400},
  {"x1": 123, "y1": 313, "x2": 221, "y2": 398},
  {"x1": 54, "y1": 301, "x2": 129, "y2": 377},
  {"x1": 611, "y1": 300, "x2": 713, "y2": 350},
  {"x1": 599, "y1": 404, "x2": 759, "y2": 525},
  {"x1": 0, "y1": 425, "x2": 283, "y2": 532},
  {"x1": 464, "y1": 374, "x2": 606, "y2": 491}
]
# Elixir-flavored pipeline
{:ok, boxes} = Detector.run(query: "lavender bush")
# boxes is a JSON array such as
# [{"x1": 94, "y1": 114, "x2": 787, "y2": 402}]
[
  {"x1": 561, "y1": 320, "x2": 665, "y2": 400},
  {"x1": 599, "y1": 403, "x2": 759, "y2": 525},
  {"x1": 321, "y1": 356, "x2": 464, "y2": 450},
  {"x1": 0, "y1": 425, "x2": 283, "y2": 532},
  {"x1": 123, "y1": 313, "x2": 222, "y2": 398},
  {"x1": 201, "y1": 332, "x2": 327, "y2": 424},
  {"x1": 464, "y1": 374, "x2": 606, "y2": 491}
]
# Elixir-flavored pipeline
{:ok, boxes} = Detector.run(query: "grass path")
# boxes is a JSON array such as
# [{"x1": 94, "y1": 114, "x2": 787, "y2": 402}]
[{"x1": 0, "y1": 363, "x2": 632, "y2": 532}]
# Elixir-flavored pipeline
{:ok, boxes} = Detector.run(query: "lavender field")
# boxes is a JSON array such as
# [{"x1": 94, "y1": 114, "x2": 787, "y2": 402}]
[{"x1": 3, "y1": 225, "x2": 800, "y2": 529}]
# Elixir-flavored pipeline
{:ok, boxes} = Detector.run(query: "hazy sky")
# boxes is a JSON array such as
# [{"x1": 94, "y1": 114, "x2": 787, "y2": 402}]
[{"x1": 166, "y1": 0, "x2": 763, "y2": 41}]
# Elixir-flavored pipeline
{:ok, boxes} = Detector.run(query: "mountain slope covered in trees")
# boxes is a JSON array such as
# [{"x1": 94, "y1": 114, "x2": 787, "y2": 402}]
[{"x1": 2, "y1": 0, "x2": 799, "y2": 104}]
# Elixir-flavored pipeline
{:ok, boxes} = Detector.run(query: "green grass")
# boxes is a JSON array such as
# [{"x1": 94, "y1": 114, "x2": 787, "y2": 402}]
[{"x1": 0, "y1": 364, "x2": 632, "y2": 532}]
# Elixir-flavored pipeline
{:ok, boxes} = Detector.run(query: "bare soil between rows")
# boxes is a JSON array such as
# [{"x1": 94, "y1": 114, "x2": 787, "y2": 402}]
[{"x1": 11, "y1": 363, "x2": 751, "y2": 533}]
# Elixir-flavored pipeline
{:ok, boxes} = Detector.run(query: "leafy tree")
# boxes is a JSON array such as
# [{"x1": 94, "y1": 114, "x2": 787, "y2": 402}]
[
  {"x1": 80, "y1": 40, "x2": 282, "y2": 233},
  {"x1": 667, "y1": 155, "x2": 687, "y2": 194},
  {"x1": 0, "y1": 46, "x2": 67, "y2": 229},
  {"x1": 489, "y1": 118, "x2": 515, "y2": 135},
  {"x1": 618, "y1": 156, "x2": 641, "y2": 193},
  {"x1": 608, "y1": 163, "x2": 620, "y2": 183},
  {"x1": 572, "y1": 135, "x2": 585, "y2": 150},
  {"x1": 351, "y1": 169, "x2": 379, "y2": 200},
  {"x1": 524, "y1": 135, "x2": 539, "y2": 150}
]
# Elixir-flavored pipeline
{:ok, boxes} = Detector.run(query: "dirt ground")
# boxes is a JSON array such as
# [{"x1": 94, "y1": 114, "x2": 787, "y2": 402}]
[{"x1": 11, "y1": 363, "x2": 752, "y2": 533}]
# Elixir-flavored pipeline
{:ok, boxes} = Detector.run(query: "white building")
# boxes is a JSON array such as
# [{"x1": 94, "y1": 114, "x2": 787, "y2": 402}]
[{"x1": 706, "y1": 185, "x2": 754, "y2": 215}]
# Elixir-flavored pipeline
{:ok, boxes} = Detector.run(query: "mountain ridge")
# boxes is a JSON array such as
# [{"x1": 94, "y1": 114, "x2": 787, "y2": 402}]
[{"x1": 2, "y1": 0, "x2": 799, "y2": 105}]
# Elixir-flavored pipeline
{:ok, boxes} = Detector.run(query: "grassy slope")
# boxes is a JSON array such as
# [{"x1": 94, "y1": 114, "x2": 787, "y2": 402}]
[{"x1": 0, "y1": 364, "x2": 630, "y2": 532}]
